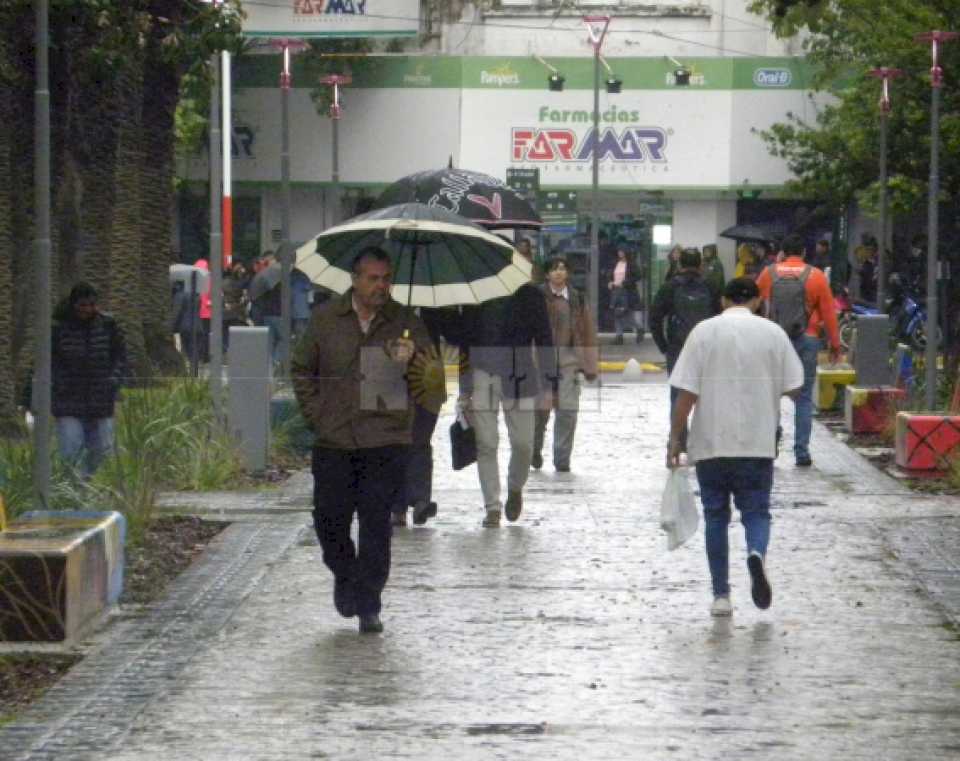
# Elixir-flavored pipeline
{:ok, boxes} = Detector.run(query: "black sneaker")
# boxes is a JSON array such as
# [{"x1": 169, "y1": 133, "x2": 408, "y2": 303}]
[
  {"x1": 359, "y1": 614, "x2": 383, "y2": 634},
  {"x1": 747, "y1": 552, "x2": 772, "y2": 610},
  {"x1": 555, "y1": 464, "x2": 570, "y2": 473},
  {"x1": 531, "y1": 452, "x2": 543, "y2": 470},
  {"x1": 412, "y1": 500, "x2": 438, "y2": 525},
  {"x1": 504, "y1": 490, "x2": 523, "y2": 522},
  {"x1": 334, "y1": 578, "x2": 357, "y2": 618},
  {"x1": 795, "y1": 455, "x2": 813, "y2": 468}
]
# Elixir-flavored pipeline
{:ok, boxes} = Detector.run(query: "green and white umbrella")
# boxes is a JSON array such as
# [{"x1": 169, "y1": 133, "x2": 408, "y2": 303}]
[{"x1": 294, "y1": 203, "x2": 532, "y2": 307}]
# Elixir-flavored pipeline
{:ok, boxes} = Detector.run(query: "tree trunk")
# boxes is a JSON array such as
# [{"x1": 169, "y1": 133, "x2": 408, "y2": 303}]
[
  {"x1": 108, "y1": 61, "x2": 150, "y2": 381},
  {"x1": 140, "y1": 52, "x2": 183, "y2": 376},
  {"x1": 0, "y1": 80, "x2": 22, "y2": 437}
]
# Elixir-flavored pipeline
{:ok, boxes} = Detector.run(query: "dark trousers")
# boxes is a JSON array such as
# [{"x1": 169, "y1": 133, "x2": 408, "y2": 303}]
[
  {"x1": 391, "y1": 405, "x2": 439, "y2": 514},
  {"x1": 312, "y1": 445, "x2": 407, "y2": 616}
]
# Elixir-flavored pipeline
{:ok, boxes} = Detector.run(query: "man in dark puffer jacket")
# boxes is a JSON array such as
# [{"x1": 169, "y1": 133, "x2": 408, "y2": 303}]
[{"x1": 52, "y1": 283, "x2": 128, "y2": 477}]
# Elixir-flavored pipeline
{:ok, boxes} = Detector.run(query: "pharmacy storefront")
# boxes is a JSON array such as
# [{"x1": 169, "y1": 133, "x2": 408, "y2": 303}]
[{"x1": 178, "y1": 54, "x2": 820, "y2": 281}]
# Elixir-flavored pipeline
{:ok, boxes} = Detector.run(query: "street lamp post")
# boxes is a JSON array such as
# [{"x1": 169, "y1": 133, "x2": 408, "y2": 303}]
[
  {"x1": 583, "y1": 15, "x2": 611, "y2": 330},
  {"x1": 915, "y1": 30, "x2": 958, "y2": 411},
  {"x1": 867, "y1": 67, "x2": 903, "y2": 309},
  {"x1": 274, "y1": 39, "x2": 308, "y2": 378},
  {"x1": 32, "y1": 0, "x2": 52, "y2": 508},
  {"x1": 320, "y1": 74, "x2": 352, "y2": 228}
]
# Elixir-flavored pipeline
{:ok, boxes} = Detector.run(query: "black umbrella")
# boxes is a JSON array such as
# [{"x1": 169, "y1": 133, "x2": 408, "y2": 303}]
[
  {"x1": 375, "y1": 168, "x2": 542, "y2": 229},
  {"x1": 247, "y1": 262, "x2": 282, "y2": 302},
  {"x1": 719, "y1": 223, "x2": 785, "y2": 244}
]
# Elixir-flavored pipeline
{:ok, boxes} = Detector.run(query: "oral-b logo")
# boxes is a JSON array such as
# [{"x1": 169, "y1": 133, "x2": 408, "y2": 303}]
[{"x1": 753, "y1": 68, "x2": 792, "y2": 87}]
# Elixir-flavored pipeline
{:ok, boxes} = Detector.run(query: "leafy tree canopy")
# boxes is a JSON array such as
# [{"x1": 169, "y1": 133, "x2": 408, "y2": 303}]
[{"x1": 748, "y1": 0, "x2": 960, "y2": 219}]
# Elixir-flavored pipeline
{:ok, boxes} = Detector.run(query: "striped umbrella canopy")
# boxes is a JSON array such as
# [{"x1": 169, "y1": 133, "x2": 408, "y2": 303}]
[{"x1": 294, "y1": 203, "x2": 532, "y2": 307}]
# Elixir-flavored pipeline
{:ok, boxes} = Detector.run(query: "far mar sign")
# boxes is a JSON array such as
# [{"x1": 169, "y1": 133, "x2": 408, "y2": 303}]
[{"x1": 243, "y1": 0, "x2": 419, "y2": 38}]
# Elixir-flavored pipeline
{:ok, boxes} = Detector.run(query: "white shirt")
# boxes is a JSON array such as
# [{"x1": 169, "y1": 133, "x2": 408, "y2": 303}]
[
  {"x1": 352, "y1": 295, "x2": 374, "y2": 335},
  {"x1": 669, "y1": 307, "x2": 804, "y2": 462},
  {"x1": 549, "y1": 284, "x2": 570, "y2": 300}
]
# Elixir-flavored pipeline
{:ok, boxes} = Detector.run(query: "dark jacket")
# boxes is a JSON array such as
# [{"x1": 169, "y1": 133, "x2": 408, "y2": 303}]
[
  {"x1": 458, "y1": 283, "x2": 555, "y2": 400},
  {"x1": 291, "y1": 290, "x2": 434, "y2": 450},
  {"x1": 650, "y1": 270, "x2": 722, "y2": 361},
  {"x1": 52, "y1": 312, "x2": 127, "y2": 419}
]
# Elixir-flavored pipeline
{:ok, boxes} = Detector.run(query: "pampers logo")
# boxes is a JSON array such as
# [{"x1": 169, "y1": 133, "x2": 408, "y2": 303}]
[
  {"x1": 753, "y1": 68, "x2": 792, "y2": 87},
  {"x1": 480, "y1": 65, "x2": 520, "y2": 87},
  {"x1": 403, "y1": 64, "x2": 432, "y2": 86}
]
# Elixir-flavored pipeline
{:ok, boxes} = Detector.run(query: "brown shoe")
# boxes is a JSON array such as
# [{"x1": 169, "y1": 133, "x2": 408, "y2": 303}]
[
  {"x1": 391, "y1": 510, "x2": 407, "y2": 527},
  {"x1": 504, "y1": 490, "x2": 523, "y2": 522}
]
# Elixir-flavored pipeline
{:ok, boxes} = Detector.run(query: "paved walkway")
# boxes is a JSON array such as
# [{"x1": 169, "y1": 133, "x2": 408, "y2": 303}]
[{"x1": 3, "y1": 378, "x2": 959, "y2": 760}]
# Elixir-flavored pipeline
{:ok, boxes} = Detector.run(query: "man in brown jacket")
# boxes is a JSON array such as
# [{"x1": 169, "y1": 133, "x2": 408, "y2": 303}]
[
  {"x1": 292, "y1": 247, "x2": 433, "y2": 634},
  {"x1": 533, "y1": 255, "x2": 599, "y2": 473}
]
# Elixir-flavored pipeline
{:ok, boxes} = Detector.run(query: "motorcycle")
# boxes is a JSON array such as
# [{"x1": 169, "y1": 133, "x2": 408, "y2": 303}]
[{"x1": 836, "y1": 283, "x2": 940, "y2": 352}]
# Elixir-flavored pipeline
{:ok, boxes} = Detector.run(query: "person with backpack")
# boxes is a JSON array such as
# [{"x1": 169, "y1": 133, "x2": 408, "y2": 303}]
[
  {"x1": 756, "y1": 233, "x2": 841, "y2": 468},
  {"x1": 650, "y1": 248, "x2": 722, "y2": 445}
]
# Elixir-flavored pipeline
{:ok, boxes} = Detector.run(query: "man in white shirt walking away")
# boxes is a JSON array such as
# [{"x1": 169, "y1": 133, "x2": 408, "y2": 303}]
[{"x1": 667, "y1": 278, "x2": 804, "y2": 617}]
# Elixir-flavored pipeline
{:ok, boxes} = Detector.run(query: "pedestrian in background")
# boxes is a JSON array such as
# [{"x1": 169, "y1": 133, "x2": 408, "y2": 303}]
[
  {"x1": 459, "y1": 244, "x2": 554, "y2": 527},
  {"x1": 222, "y1": 263, "x2": 249, "y2": 355},
  {"x1": 533, "y1": 255, "x2": 598, "y2": 473},
  {"x1": 52, "y1": 283, "x2": 128, "y2": 479},
  {"x1": 607, "y1": 247, "x2": 639, "y2": 344},
  {"x1": 292, "y1": 247, "x2": 433, "y2": 634},
  {"x1": 192, "y1": 258, "x2": 211, "y2": 363},
  {"x1": 701, "y1": 243, "x2": 725, "y2": 294},
  {"x1": 668, "y1": 277, "x2": 803, "y2": 617},
  {"x1": 650, "y1": 248, "x2": 722, "y2": 447},
  {"x1": 756, "y1": 233, "x2": 841, "y2": 468}
]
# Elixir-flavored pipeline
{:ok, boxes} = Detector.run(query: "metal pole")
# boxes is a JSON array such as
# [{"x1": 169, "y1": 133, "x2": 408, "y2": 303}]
[
  {"x1": 280, "y1": 45, "x2": 292, "y2": 378},
  {"x1": 32, "y1": 0, "x2": 51, "y2": 509},
  {"x1": 877, "y1": 109, "x2": 888, "y2": 308},
  {"x1": 209, "y1": 53, "x2": 223, "y2": 415},
  {"x1": 331, "y1": 110, "x2": 340, "y2": 226},
  {"x1": 925, "y1": 82, "x2": 939, "y2": 411},
  {"x1": 589, "y1": 46, "x2": 600, "y2": 331}
]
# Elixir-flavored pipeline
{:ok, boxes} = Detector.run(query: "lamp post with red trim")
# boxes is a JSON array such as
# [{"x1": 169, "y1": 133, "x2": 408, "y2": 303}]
[
  {"x1": 914, "y1": 31, "x2": 958, "y2": 410},
  {"x1": 320, "y1": 74, "x2": 353, "y2": 229},
  {"x1": 583, "y1": 15, "x2": 611, "y2": 329},
  {"x1": 867, "y1": 67, "x2": 903, "y2": 309},
  {"x1": 272, "y1": 38, "x2": 308, "y2": 377}
]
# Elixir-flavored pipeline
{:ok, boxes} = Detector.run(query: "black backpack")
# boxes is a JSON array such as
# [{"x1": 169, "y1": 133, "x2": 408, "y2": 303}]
[
  {"x1": 668, "y1": 275, "x2": 714, "y2": 348},
  {"x1": 767, "y1": 263, "x2": 812, "y2": 338}
]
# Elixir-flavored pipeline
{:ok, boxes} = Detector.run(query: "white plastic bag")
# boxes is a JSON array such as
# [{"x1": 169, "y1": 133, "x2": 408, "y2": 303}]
[{"x1": 660, "y1": 467, "x2": 699, "y2": 551}]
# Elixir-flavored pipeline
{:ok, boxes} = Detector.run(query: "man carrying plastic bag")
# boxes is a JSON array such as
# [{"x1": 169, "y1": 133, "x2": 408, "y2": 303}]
[
  {"x1": 660, "y1": 467, "x2": 698, "y2": 551},
  {"x1": 666, "y1": 278, "x2": 803, "y2": 618}
]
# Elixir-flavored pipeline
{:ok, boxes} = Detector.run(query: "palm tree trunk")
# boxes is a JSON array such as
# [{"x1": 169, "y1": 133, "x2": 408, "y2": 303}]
[
  {"x1": 0, "y1": 80, "x2": 21, "y2": 437},
  {"x1": 108, "y1": 61, "x2": 150, "y2": 381},
  {"x1": 140, "y1": 53, "x2": 183, "y2": 375}
]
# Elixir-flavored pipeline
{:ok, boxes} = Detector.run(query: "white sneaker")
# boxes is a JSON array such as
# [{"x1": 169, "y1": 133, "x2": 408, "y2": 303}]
[{"x1": 710, "y1": 596, "x2": 732, "y2": 617}]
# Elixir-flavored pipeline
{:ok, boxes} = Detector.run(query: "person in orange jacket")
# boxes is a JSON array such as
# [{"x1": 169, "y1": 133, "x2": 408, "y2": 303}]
[{"x1": 755, "y1": 234, "x2": 841, "y2": 468}]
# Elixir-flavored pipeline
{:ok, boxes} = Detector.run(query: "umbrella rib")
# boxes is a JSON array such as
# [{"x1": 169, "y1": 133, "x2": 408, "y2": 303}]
[{"x1": 424, "y1": 238, "x2": 438, "y2": 308}]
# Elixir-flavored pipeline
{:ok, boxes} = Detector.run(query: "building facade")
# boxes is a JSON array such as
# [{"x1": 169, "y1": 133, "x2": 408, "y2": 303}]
[{"x1": 179, "y1": 2, "x2": 825, "y2": 293}]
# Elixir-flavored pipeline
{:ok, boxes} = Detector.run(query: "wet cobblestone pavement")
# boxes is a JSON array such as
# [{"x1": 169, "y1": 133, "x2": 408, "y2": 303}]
[{"x1": 3, "y1": 380, "x2": 960, "y2": 760}]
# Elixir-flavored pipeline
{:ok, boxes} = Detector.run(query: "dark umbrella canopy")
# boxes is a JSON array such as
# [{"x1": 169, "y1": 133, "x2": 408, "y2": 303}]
[
  {"x1": 375, "y1": 168, "x2": 542, "y2": 229},
  {"x1": 719, "y1": 223, "x2": 785, "y2": 244},
  {"x1": 247, "y1": 262, "x2": 282, "y2": 302},
  {"x1": 294, "y1": 203, "x2": 532, "y2": 307}
]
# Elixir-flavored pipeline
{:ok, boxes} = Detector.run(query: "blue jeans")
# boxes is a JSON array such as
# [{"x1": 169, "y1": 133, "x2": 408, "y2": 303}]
[
  {"x1": 695, "y1": 457, "x2": 773, "y2": 598},
  {"x1": 56, "y1": 416, "x2": 115, "y2": 478},
  {"x1": 792, "y1": 334, "x2": 821, "y2": 460}
]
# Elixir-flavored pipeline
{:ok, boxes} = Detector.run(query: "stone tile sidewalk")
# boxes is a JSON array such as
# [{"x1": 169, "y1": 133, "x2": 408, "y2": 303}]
[{"x1": 2, "y1": 381, "x2": 958, "y2": 760}]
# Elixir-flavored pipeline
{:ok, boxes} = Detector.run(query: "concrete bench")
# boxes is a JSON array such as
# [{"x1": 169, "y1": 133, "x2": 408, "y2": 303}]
[
  {"x1": 816, "y1": 365, "x2": 856, "y2": 411},
  {"x1": 0, "y1": 510, "x2": 125, "y2": 642},
  {"x1": 895, "y1": 413, "x2": 960, "y2": 472},
  {"x1": 844, "y1": 386, "x2": 906, "y2": 435}
]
